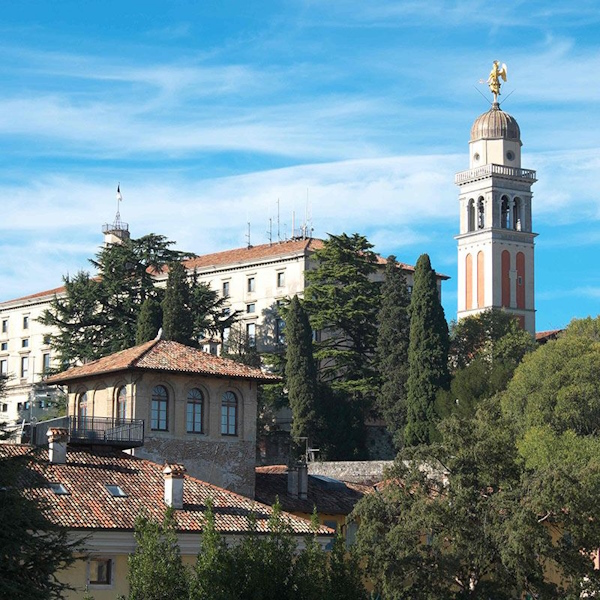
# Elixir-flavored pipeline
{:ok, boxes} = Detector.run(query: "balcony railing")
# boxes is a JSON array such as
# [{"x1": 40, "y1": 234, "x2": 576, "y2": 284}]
[
  {"x1": 32, "y1": 415, "x2": 144, "y2": 449},
  {"x1": 455, "y1": 163, "x2": 537, "y2": 185},
  {"x1": 69, "y1": 416, "x2": 144, "y2": 448}
]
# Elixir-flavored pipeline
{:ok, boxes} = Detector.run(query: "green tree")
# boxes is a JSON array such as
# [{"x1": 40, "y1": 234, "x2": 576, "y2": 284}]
[
  {"x1": 353, "y1": 397, "x2": 600, "y2": 599},
  {"x1": 41, "y1": 234, "x2": 191, "y2": 364},
  {"x1": 376, "y1": 255, "x2": 411, "y2": 447},
  {"x1": 189, "y1": 500, "x2": 233, "y2": 600},
  {"x1": 161, "y1": 261, "x2": 194, "y2": 344},
  {"x1": 404, "y1": 254, "x2": 449, "y2": 446},
  {"x1": 135, "y1": 297, "x2": 163, "y2": 344},
  {"x1": 303, "y1": 233, "x2": 381, "y2": 458},
  {"x1": 0, "y1": 448, "x2": 81, "y2": 600},
  {"x1": 285, "y1": 296, "x2": 320, "y2": 447},
  {"x1": 127, "y1": 509, "x2": 188, "y2": 600},
  {"x1": 501, "y1": 316, "x2": 600, "y2": 436},
  {"x1": 304, "y1": 232, "x2": 380, "y2": 395}
]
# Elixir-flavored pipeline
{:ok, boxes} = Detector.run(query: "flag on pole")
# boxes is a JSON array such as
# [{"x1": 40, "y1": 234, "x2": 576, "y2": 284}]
[{"x1": 116, "y1": 184, "x2": 123, "y2": 202}]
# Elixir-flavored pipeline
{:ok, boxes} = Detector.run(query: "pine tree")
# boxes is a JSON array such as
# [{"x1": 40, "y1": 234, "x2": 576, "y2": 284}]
[
  {"x1": 285, "y1": 296, "x2": 320, "y2": 446},
  {"x1": 161, "y1": 261, "x2": 193, "y2": 344},
  {"x1": 135, "y1": 297, "x2": 163, "y2": 344},
  {"x1": 303, "y1": 232, "x2": 380, "y2": 396},
  {"x1": 40, "y1": 234, "x2": 191, "y2": 364},
  {"x1": 376, "y1": 256, "x2": 411, "y2": 447},
  {"x1": 404, "y1": 254, "x2": 449, "y2": 446}
]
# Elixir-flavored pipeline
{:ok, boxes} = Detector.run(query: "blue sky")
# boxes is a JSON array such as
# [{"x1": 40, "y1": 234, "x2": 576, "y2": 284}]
[{"x1": 1, "y1": 1, "x2": 599, "y2": 332}]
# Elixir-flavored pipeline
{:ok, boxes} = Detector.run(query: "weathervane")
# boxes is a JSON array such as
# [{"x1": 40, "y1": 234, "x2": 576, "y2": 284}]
[{"x1": 486, "y1": 60, "x2": 507, "y2": 103}]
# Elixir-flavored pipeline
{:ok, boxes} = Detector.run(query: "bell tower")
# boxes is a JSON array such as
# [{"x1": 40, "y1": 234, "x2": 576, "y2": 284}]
[{"x1": 455, "y1": 62, "x2": 537, "y2": 334}]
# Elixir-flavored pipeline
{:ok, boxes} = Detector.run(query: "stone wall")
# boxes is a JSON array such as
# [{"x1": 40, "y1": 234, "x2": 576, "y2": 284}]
[{"x1": 308, "y1": 460, "x2": 393, "y2": 485}]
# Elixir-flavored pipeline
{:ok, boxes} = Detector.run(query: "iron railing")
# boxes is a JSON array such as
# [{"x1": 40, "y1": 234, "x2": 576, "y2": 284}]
[{"x1": 32, "y1": 415, "x2": 144, "y2": 449}]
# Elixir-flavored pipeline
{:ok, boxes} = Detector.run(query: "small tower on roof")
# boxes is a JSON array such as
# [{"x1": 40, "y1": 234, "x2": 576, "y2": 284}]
[
  {"x1": 102, "y1": 184, "x2": 130, "y2": 246},
  {"x1": 455, "y1": 62, "x2": 537, "y2": 334}
]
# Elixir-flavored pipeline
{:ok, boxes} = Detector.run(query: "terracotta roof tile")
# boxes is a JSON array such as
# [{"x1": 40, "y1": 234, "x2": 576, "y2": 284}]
[
  {"x1": 46, "y1": 339, "x2": 280, "y2": 385},
  {"x1": 183, "y1": 238, "x2": 323, "y2": 271},
  {"x1": 1, "y1": 445, "x2": 331, "y2": 536},
  {"x1": 255, "y1": 466, "x2": 373, "y2": 515}
]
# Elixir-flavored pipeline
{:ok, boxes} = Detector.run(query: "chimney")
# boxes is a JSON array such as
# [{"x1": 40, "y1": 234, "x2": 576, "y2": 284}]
[
  {"x1": 47, "y1": 427, "x2": 68, "y2": 464},
  {"x1": 163, "y1": 463, "x2": 186, "y2": 509},
  {"x1": 287, "y1": 461, "x2": 308, "y2": 500}
]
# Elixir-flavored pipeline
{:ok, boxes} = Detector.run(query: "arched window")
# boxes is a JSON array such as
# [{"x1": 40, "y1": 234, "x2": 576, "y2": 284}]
[
  {"x1": 187, "y1": 388, "x2": 204, "y2": 433},
  {"x1": 513, "y1": 197, "x2": 522, "y2": 230},
  {"x1": 221, "y1": 391, "x2": 237, "y2": 436},
  {"x1": 151, "y1": 385, "x2": 168, "y2": 431},
  {"x1": 477, "y1": 197, "x2": 485, "y2": 229},
  {"x1": 116, "y1": 386, "x2": 127, "y2": 423},
  {"x1": 467, "y1": 199, "x2": 475, "y2": 232},
  {"x1": 501, "y1": 196, "x2": 509, "y2": 229},
  {"x1": 77, "y1": 392, "x2": 88, "y2": 430}
]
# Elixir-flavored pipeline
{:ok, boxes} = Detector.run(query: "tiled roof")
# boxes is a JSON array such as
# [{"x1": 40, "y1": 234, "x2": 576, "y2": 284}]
[
  {"x1": 535, "y1": 329, "x2": 563, "y2": 343},
  {"x1": 1, "y1": 445, "x2": 331, "y2": 536},
  {"x1": 46, "y1": 339, "x2": 280, "y2": 385},
  {"x1": 183, "y1": 238, "x2": 323, "y2": 271},
  {"x1": 255, "y1": 465, "x2": 373, "y2": 515},
  {"x1": 1, "y1": 285, "x2": 66, "y2": 304}
]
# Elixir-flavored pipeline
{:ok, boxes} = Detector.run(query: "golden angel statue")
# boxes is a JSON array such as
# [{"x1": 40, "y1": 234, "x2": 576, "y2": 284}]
[{"x1": 487, "y1": 60, "x2": 507, "y2": 101}]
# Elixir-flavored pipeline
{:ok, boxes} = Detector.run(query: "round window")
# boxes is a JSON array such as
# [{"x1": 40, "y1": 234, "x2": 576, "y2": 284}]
[
  {"x1": 506, "y1": 150, "x2": 515, "y2": 161},
  {"x1": 473, "y1": 152, "x2": 480, "y2": 161}
]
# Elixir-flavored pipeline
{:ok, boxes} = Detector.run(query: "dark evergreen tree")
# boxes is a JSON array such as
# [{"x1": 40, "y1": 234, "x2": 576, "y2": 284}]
[
  {"x1": 303, "y1": 232, "x2": 380, "y2": 396},
  {"x1": 161, "y1": 261, "x2": 194, "y2": 344},
  {"x1": 285, "y1": 295, "x2": 320, "y2": 446},
  {"x1": 303, "y1": 233, "x2": 380, "y2": 459},
  {"x1": 41, "y1": 234, "x2": 191, "y2": 364},
  {"x1": 135, "y1": 297, "x2": 163, "y2": 344},
  {"x1": 0, "y1": 448, "x2": 81, "y2": 600},
  {"x1": 404, "y1": 253, "x2": 449, "y2": 446},
  {"x1": 376, "y1": 255, "x2": 411, "y2": 447},
  {"x1": 126, "y1": 509, "x2": 188, "y2": 600}
]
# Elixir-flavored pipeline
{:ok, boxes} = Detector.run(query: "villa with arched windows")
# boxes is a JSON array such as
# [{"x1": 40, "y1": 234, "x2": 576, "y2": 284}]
[{"x1": 45, "y1": 338, "x2": 279, "y2": 497}]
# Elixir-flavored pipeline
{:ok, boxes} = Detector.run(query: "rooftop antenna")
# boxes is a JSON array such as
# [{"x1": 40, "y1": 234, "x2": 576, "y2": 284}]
[
  {"x1": 277, "y1": 198, "x2": 281, "y2": 243},
  {"x1": 246, "y1": 222, "x2": 252, "y2": 249},
  {"x1": 292, "y1": 210, "x2": 296, "y2": 239},
  {"x1": 267, "y1": 217, "x2": 273, "y2": 246}
]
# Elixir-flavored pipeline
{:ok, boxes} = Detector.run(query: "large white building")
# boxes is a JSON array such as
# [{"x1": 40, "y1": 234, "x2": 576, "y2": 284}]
[
  {"x1": 0, "y1": 221, "x2": 438, "y2": 427},
  {"x1": 455, "y1": 98, "x2": 537, "y2": 334}
]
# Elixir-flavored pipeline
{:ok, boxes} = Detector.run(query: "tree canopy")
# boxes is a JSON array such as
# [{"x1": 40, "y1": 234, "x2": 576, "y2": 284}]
[
  {"x1": 376, "y1": 255, "x2": 411, "y2": 447},
  {"x1": 404, "y1": 253, "x2": 449, "y2": 446},
  {"x1": 0, "y1": 449, "x2": 80, "y2": 600},
  {"x1": 501, "y1": 316, "x2": 600, "y2": 436},
  {"x1": 303, "y1": 232, "x2": 380, "y2": 396},
  {"x1": 284, "y1": 295, "x2": 321, "y2": 448},
  {"x1": 353, "y1": 397, "x2": 600, "y2": 599},
  {"x1": 41, "y1": 234, "x2": 234, "y2": 364}
]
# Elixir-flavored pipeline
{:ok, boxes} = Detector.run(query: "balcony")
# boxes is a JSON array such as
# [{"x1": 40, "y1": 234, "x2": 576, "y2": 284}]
[
  {"x1": 32, "y1": 416, "x2": 145, "y2": 449},
  {"x1": 455, "y1": 163, "x2": 537, "y2": 185}
]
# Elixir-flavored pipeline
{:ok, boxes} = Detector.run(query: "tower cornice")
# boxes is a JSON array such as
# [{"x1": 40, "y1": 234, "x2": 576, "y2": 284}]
[{"x1": 455, "y1": 163, "x2": 537, "y2": 186}]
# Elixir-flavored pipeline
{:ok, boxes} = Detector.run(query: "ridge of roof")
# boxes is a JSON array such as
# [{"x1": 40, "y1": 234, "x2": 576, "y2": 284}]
[{"x1": 46, "y1": 339, "x2": 280, "y2": 385}]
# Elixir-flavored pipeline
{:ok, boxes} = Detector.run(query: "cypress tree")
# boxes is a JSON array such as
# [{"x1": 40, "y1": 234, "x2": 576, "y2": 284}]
[
  {"x1": 161, "y1": 261, "x2": 193, "y2": 345},
  {"x1": 404, "y1": 254, "x2": 450, "y2": 446},
  {"x1": 136, "y1": 297, "x2": 163, "y2": 344},
  {"x1": 376, "y1": 256, "x2": 411, "y2": 447},
  {"x1": 285, "y1": 295, "x2": 320, "y2": 446}
]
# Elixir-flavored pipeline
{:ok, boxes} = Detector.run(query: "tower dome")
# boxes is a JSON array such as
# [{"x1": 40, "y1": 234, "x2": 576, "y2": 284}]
[{"x1": 470, "y1": 102, "x2": 520, "y2": 143}]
